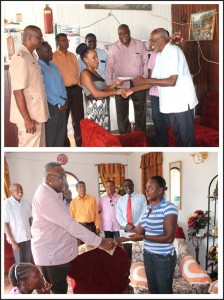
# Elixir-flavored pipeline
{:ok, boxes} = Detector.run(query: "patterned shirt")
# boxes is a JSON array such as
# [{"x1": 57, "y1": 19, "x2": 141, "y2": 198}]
[{"x1": 140, "y1": 198, "x2": 178, "y2": 256}]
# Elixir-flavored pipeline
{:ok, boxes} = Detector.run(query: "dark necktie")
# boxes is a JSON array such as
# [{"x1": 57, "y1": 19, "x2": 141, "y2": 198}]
[{"x1": 126, "y1": 195, "x2": 133, "y2": 224}]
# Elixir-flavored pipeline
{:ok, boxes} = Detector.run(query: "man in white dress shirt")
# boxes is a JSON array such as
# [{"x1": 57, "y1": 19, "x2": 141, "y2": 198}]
[
  {"x1": 116, "y1": 179, "x2": 147, "y2": 259},
  {"x1": 4, "y1": 183, "x2": 32, "y2": 263}
]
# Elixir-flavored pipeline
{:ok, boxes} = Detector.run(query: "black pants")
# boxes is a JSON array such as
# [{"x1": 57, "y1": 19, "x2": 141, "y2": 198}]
[
  {"x1": 168, "y1": 106, "x2": 197, "y2": 147},
  {"x1": 12, "y1": 240, "x2": 32, "y2": 264},
  {"x1": 45, "y1": 102, "x2": 67, "y2": 147},
  {"x1": 39, "y1": 263, "x2": 70, "y2": 294},
  {"x1": 115, "y1": 89, "x2": 146, "y2": 134},
  {"x1": 65, "y1": 85, "x2": 84, "y2": 147},
  {"x1": 79, "y1": 222, "x2": 96, "y2": 234}
]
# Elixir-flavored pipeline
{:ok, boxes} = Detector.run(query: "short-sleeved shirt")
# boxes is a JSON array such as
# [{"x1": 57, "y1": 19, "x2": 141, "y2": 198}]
[
  {"x1": 152, "y1": 43, "x2": 198, "y2": 113},
  {"x1": 148, "y1": 51, "x2": 159, "y2": 97},
  {"x1": 98, "y1": 193, "x2": 121, "y2": 231},
  {"x1": 9, "y1": 44, "x2": 49, "y2": 124},
  {"x1": 4, "y1": 196, "x2": 32, "y2": 243},
  {"x1": 106, "y1": 38, "x2": 148, "y2": 88},
  {"x1": 140, "y1": 198, "x2": 178, "y2": 256}
]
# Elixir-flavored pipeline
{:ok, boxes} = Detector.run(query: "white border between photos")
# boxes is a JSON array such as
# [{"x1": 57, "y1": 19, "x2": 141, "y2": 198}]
[{"x1": 1, "y1": 0, "x2": 223, "y2": 299}]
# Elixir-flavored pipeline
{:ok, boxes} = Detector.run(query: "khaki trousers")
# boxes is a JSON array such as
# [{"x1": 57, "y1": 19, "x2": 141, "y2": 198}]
[{"x1": 17, "y1": 122, "x2": 45, "y2": 147}]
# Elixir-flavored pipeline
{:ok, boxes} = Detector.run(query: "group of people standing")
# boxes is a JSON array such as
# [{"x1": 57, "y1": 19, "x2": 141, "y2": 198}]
[
  {"x1": 4, "y1": 161, "x2": 178, "y2": 294},
  {"x1": 9, "y1": 23, "x2": 198, "y2": 147}
]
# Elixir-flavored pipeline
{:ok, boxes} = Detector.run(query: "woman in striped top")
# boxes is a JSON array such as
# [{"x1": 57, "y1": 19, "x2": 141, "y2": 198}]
[{"x1": 127, "y1": 176, "x2": 178, "y2": 294}]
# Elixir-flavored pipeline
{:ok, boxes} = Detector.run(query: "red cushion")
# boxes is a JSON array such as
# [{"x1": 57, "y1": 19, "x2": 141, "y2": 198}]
[
  {"x1": 68, "y1": 245, "x2": 131, "y2": 294},
  {"x1": 80, "y1": 119, "x2": 147, "y2": 147},
  {"x1": 118, "y1": 131, "x2": 147, "y2": 147},
  {"x1": 176, "y1": 225, "x2": 186, "y2": 239},
  {"x1": 200, "y1": 92, "x2": 219, "y2": 130},
  {"x1": 80, "y1": 119, "x2": 121, "y2": 147}
]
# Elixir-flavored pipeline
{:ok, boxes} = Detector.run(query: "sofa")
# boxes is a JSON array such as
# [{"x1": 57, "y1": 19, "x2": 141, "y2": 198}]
[
  {"x1": 80, "y1": 118, "x2": 147, "y2": 147},
  {"x1": 129, "y1": 227, "x2": 212, "y2": 294},
  {"x1": 168, "y1": 92, "x2": 219, "y2": 147}
]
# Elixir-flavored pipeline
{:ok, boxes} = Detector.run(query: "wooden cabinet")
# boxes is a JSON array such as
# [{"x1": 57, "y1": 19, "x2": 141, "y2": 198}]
[
  {"x1": 206, "y1": 174, "x2": 218, "y2": 280},
  {"x1": 4, "y1": 64, "x2": 18, "y2": 147}
]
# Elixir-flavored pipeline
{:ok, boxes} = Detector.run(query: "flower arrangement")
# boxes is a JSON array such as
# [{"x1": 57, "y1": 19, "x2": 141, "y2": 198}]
[
  {"x1": 170, "y1": 32, "x2": 185, "y2": 45},
  {"x1": 187, "y1": 210, "x2": 210, "y2": 235}
]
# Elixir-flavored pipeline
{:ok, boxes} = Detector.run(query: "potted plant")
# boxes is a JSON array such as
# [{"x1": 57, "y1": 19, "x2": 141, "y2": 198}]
[{"x1": 187, "y1": 210, "x2": 210, "y2": 236}]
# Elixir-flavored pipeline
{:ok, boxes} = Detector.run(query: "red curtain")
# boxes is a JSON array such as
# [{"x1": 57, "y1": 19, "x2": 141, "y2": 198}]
[{"x1": 140, "y1": 152, "x2": 163, "y2": 195}]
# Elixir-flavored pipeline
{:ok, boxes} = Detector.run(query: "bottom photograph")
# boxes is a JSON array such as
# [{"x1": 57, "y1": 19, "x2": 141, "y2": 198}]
[{"x1": 3, "y1": 151, "x2": 220, "y2": 297}]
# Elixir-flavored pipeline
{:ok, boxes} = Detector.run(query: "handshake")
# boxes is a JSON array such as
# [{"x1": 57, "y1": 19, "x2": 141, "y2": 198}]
[{"x1": 115, "y1": 88, "x2": 133, "y2": 98}]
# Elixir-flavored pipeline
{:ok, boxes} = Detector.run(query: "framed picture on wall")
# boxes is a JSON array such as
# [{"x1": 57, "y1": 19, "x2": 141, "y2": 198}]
[{"x1": 189, "y1": 9, "x2": 216, "y2": 41}]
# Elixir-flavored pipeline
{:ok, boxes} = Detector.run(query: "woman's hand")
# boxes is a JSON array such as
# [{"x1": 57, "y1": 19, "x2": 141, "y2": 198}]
[
  {"x1": 128, "y1": 233, "x2": 145, "y2": 242},
  {"x1": 115, "y1": 88, "x2": 126, "y2": 96},
  {"x1": 122, "y1": 89, "x2": 133, "y2": 98}
]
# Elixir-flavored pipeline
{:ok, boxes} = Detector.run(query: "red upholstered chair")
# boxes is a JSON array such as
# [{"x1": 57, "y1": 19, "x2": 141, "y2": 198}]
[
  {"x1": 68, "y1": 245, "x2": 131, "y2": 294},
  {"x1": 168, "y1": 92, "x2": 219, "y2": 147},
  {"x1": 80, "y1": 118, "x2": 147, "y2": 147}
]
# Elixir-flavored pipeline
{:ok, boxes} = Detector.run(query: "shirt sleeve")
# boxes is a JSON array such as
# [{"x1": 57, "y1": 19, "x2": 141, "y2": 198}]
[
  {"x1": 93, "y1": 197, "x2": 101, "y2": 229},
  {"x1": 134, "y1": 195, "x2": 147, "y2": 226},
  {"x1": 115, "y1": 197, "x2": 126, "y2": 227},
  {"x1": 10, "y1": 55, "x2": 29, "y2": 90},
  {"x1": 141, "y1": 42, "x2": 149, "y2": 78},
  {"x1": 105, "y1": 45, "x2": 115, "y2": 85}
]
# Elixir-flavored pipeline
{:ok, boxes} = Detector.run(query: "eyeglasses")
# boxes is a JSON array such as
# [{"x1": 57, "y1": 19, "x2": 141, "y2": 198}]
[
  {"x1": 48, "y1": 174, "x2": 66, "y2": 180},
  {"x1": 109, "y1": 200, "x2": 114, "y2": 206},
  {"x1": 149, "y1": 37, "x2": 162, "y2": 43}
]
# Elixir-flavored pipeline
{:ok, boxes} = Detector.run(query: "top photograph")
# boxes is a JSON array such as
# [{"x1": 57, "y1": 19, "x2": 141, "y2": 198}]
[{"x1": 3, "y1": 2, "x2": 220, "y2": 147}]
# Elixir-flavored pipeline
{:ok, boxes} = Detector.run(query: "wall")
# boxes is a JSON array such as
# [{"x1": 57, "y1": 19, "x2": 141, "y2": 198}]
[
  {"x1": 3, "y1": 2, "x2": 172, "y2": 50},
  {"x1": 4, "y1": 151, "x2": 220, "y2": 268},
  {"x1": 172, "y1": 3, "x2": 220, "y2": 115}
]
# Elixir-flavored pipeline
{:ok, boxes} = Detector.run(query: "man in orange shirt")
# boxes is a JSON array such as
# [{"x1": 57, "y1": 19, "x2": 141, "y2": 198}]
[
  {"x1": 70, "y1": 181, "x2": 100, "y2": 235},
  {"x1": 52, "y1": 33, "x2": 84, "y2": 147}
]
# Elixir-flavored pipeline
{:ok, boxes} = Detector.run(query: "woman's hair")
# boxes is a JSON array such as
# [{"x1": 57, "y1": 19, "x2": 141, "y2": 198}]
[
  {"x1": 8, "y1": 263, "x2": 35, "y2": 287},
  {"x1": 151, "y1": 176, "x2": 168, "y2": 192},
  {"x1": 76, "y1": 43, "x2": 91, "y2": 61}
]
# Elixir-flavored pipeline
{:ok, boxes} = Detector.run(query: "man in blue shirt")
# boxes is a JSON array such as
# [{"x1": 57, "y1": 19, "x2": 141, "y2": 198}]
[
  {"x1": 36, "y1": 42, "x2": 68, "y2": 147},
  {"x1": 78, "y1": 33, "x2": 108, "y2": 79}
]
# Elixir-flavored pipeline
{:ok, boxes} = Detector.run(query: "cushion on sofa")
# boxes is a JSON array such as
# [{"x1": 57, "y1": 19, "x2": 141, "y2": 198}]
[
  {"x1": 200, "y1": 92, "x2": 219, "y2": 130},
  {"x1": 129, "y1": 262, "x2": 148, "y2": 289},
  {"x1": 80, "y1": 118, "x2": 147, "y2": 147},
  {"x1": 180, "y1": 256, "x2": 212, "y2": 285},
  {"x1": 208, "y1": 280, "x2": 218, "y2": 294}
]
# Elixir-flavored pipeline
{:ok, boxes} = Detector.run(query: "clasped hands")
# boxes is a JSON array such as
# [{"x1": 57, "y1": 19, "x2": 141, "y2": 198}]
[{"x1": 100, "y1": 237, "x2": 117, "y2": 250}]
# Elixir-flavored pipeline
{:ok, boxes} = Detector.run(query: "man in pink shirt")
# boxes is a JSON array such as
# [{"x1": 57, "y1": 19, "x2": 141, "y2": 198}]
[
  {"x1": 98, "y1": 180, "x2": 121, "y2": 239},
  {"x1": 148, "y1": 50, "x2": 169, "y2": 146},
  {"x1": 31, "y1": 162, "x2": 115, "y2": 294},
  {"x1": 106, "y1": 24, "x2": 148, "y2": 134}
]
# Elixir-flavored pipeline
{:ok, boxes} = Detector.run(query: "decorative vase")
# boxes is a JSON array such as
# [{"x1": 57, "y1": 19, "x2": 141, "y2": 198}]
[{"x1": 196, "y1": 228, "x2": 206, "y2": 237}]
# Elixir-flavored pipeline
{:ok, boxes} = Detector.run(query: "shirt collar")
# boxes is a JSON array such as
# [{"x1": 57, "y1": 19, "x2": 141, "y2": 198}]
[
  {"x1": 38, "y1": 59, "x2": 52, "y2": 67},
  {"x1": 117, "y1": 37, "x2": 134, "y2": 47},
  {"x1": 42, "y1": 182, "x2": 63, "y2": 200}
]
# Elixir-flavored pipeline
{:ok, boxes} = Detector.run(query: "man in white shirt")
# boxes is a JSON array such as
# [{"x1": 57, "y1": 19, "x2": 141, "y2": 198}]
[
  {"x1": 4, "y1": 183, "x2": 32, "y2": 263},
  {"x1": 133, "y1": 28, "x2": 198, "y2": 147},
  {"x1": 116, "y1": 179, "x2": 147, "y2": 259}
]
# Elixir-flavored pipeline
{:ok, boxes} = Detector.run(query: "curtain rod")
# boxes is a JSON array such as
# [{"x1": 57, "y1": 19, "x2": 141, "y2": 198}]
[{"x1": 94, "y1": 164, "x2": 127, "y2": 166}]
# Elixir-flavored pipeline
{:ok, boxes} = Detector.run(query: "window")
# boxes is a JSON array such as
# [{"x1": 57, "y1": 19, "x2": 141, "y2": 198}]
[
  {"x1": 98, "y1": 177, "x2": 106, "y2": 196},
  {"x1": 65, "y1": 171, "x2": 79, "y2": 199}
]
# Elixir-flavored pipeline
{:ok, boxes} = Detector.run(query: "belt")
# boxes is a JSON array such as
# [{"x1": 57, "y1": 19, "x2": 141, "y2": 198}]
[{"x1": 66, "y1": 84, "x2": 78, "y2": 89}]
